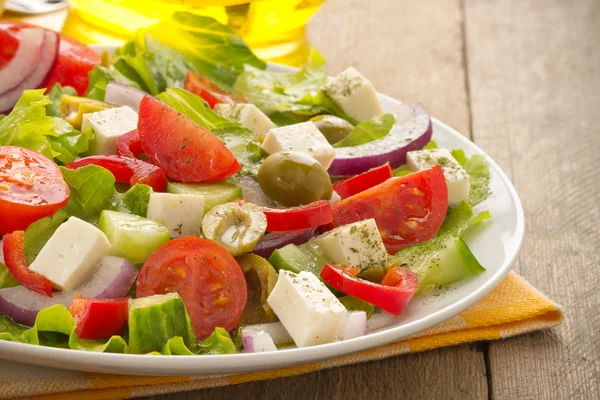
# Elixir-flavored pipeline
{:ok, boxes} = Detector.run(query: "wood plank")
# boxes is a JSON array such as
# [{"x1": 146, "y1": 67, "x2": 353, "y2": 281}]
[
  {"x1": 145, "y1": 0, "x2": 487, "y2": 398},
  {"x1": 464, "y1": 0, "x2": 600, "y2": 398}
]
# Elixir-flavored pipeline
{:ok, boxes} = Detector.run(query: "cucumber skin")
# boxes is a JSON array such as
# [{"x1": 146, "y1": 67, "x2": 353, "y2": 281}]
[
  {"x1": 167, "y1": 182, "x2": 243, "y2": 212},
  {"x1": 99, "y1": 210, "x2": 170, "y2": 266},
  {"x1": 128, "y1": 294, "x2": 197, "y2": 354},
  {"x1": 401, "y1": 236, "x2": 485, "y2": 294}
]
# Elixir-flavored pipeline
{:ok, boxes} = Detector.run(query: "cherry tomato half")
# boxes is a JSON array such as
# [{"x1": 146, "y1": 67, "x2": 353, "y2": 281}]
[
  {"x1": 136, "y1": 237, "x2": 248, "y2": 339},
  {"x1": 0, "y1": 146, "x2": 70, "y2": 235},
  {"x1": 328, "y1": 165, "x2": 448, "y2": 254}
]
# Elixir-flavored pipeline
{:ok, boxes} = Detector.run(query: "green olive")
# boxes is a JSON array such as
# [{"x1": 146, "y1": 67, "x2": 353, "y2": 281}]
[
  {"x1": 236, "y1": 254, "x2": 279, "y2": 325},
  {"x1": 201, "y1": 202, "x2": 267, "y2": 256},
  {"x1": 310, "y1": 115, "x2": 355, "y2": 144},
  {"x1": 257, "y1": 151, "x2": 333, "y2": 207}
]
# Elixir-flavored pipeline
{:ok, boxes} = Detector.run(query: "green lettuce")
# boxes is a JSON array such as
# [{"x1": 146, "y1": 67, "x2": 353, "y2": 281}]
[
  {"x1": 437, "y1": 201, "x2": 491, "y2": 237},
  {"x1": 451, "y1": 149, "x2": 490, "y2": 205},
  {"x1": 195, "y1": 327, "x2": 236, "y2": 354},
  {"x1": 0, "y1": 90, "x2": 92, "y2": 163},
  {"x1": 162, "y1": 336, "x2": 194, "y2": 355},
  {"x1": 46, "y1": 84, "x2": 77, "y2": 117},
  {"x1": 60, "y1": 165, "x2": 116, "y2": 224},
  {"x1": 233, "y1": 49, "x2": 351, "y2": 123},
  {"x1": 0, "y1": 263, "x2": 19, "y2": 289},
  {"x1": 157, "y1": 87, "x2": 265, "y2": 176},
  {"x1": 107, "y1": 184, "x2": 152, "y2": 217},
  {"x1": 0, "y1": 305, "x2": 128, "y2": 353},
  {"x1": 334, "y1": 114, "x2": 395, "y2": 148},
  {"x1": 145, "y1": 12, "x2": 266, "y2": 91}
]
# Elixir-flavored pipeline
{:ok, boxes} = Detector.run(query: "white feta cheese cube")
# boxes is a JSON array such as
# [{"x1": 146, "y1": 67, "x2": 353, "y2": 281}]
[
  {"x1": 261, "y1": 122, "x2": 336, "y2": 169},
  {"x1": 82, "y1": 106, "x2": 138, "y2": 155},
  {"x1": 267, "y1": 270, "x2": 347, "y2": 347},
  {"x1": 323, "y1": 67, "x2": 383, "y2": 123},
  {"x1": 312, "y1": 218, "x2": 388, "y2": 270},
  {"x1": 146, "y1": 192, "x2": 205, "y2": 238},
  {"x1": 29, "y1": 217, "x2": 112, "y2": 291},
  {"x1": 214, "y1": 103, "x2": 276, "y2": 139},
  {"x1": 406, "y1": 148, "x2": 470, "y2": 206}
]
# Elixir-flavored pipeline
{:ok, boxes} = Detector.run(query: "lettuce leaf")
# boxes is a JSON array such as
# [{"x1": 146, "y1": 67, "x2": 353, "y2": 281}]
[
  {"x1": 48, "y1": 118, "x2": 94, "y2": 164},
  {"x1": 0, "y1": 89, "x2": 56, "y2": 159},
  {"x1": 157, "y1": 87, "x2": 250, "y2": 136},
  {"x1": 0, "y1": 305, "x2": 128, "y2": 353},
  {"x1": 0, "y1": 90, "x2": 92, "y2": 163},
  {"x1": 107, "y1": 184, "x2": 152, "y2": 217},
  {"x1": 195, "y1": 327, "x2": 236, "y2": 354},
  {"x1": 233, "y1": 49, "x2": 350, "y2": 123},
  {"x1": 162, "y1": 336, "x2": 194, "y2": 355},
  {"x1": 451, "y1": 149, "x2": 490, "y2": 205},
  {"x1": 437, "y1": 201, "x2": 491, "y2": 237},
  {"x1": 60, "y1": 165, "x2": 116, "y2": 224},
  {"x1": 145, "y1": 12, "x2": 266, "y2": 91},
  {"x1": 46, "y1": 84, "x2": 77, "y2": 117},
  {"x1": 157, "y1": 87, "x2": 265, "y2": 176},
  {"x1": 0, "y1": 263, "x2": 19, "y2": 289},
  {"x1": 334, "y1": 114, "x2": 395, "y2": 148}
]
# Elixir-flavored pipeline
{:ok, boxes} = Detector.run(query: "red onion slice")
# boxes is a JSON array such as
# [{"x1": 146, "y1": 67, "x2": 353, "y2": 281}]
[
  {"x1": 241, "y1": 322, "x2": 293, "y2": 347},
  {"x1": 242, "y1": 330, "x2": 278, "y2": 353},
  {"x1": 0, "y1": 28, "x2": 59, "y2": 113},
  {"x1": 104, "y1": 81, "x2": 148, "y2": 112},
  {"x1": 336, "y1": 311, "x2": 367, "y2": 340},
  {"x1": 328, "y1": 103, "x2": 432, "y2": 177},
  {"x1": 0, "y1": 256, "x2": 137, "y2": 326}
]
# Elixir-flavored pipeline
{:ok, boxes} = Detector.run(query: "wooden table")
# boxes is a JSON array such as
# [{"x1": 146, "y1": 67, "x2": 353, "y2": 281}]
[{"x1": 8, "y1": 1, "x2": 599, "y2": 398}]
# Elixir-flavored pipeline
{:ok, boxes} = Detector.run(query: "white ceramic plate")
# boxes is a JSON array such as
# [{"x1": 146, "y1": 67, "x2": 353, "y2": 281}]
[{"x1": 0, "y1": 47, "x2": 524, "y2": 375}]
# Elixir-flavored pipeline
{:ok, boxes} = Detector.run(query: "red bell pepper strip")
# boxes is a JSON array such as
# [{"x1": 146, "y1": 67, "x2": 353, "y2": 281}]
[
  {"x1": 69, "y1": 294, "x2": 129, "y2": 340},
  {"x1": 320, "y1": 265, "x2": 418, "y2": 315},
  {"x1": 66, "y1": 155, "x2": 168, "y2": 192},
  {"x1": 116, "y1": 129, "x2": 144, "y2": 159},
  {"x1": 262, "y1": 201, "x2": 333, "y2": 232},
  {"x1": 184, "y1": 70, "x2": 247, "y2": 109},
  {"x1": 333, "y1": 163, "x2": 393, "y2": 199},
  {"x1": 2, "y1": 231, "x2": 53, "y2": 297}
]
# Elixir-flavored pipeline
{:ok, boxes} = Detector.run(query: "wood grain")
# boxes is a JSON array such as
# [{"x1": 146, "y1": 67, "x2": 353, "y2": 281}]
[
  {"x1": 144, "y1": 0, "x2": 488, "y2": 399},
  {"x1": 464, "y1": 0, "x2": 600, "y2": 399}
]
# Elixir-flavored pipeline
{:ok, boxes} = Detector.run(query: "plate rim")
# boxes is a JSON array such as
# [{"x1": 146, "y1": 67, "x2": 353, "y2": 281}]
[{"x1": 0, "y1": 52, "x2": 525, "y2": 375}]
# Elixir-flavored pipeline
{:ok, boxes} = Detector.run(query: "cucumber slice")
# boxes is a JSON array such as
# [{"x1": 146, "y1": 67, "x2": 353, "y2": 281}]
[
  {"x1": 268, "y1": 242, "x2": 333, "y2": 276},
  {"x1": 394, "y1": 235, "x2": 485, "y2": 294},
  {"x1": 99, "y1": 210, "x2": 170, "y2": 266},
  {"x1": 128, "y1": 293, "x2": 197, "y2": 354},
  {"x1": 167, "y1": 182, "x2": 243, "y2": 212}
]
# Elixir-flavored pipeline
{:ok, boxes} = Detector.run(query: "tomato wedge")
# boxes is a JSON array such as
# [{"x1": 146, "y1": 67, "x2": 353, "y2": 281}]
[
  {"x1": 69, "y1": 294, "x2": 129, "y2": 340},
  {"x1": 138, "y1": 96, "x2": 241, "y2": 183},
  {"x1": 333, "y1": 163, "x2": 393, "y2": 199},
  {"x1": 328, "y1": 165, "x2": 448, "y2": 254},
  {"x1": 184, "y1": 70, "x2": 246, "y2": 108},
  {"x1": 136, "y1": 237, "x2": 247, "y2": 339},
  {"x1": 0, "y1": 146, "x2": 70, "y2": 235},
  {"x1": 320, "y1": 265, "x2": 418, "y2": 316},
  {"x1": 2, "y1": 231, "x2": 53, "y2": 297},
  {"x1": 262, "y1": 201, "x2": 333, "y2": 232},
  {"x1": 44, "y1": 34, "x2": 100, "y2": 96},
  {"x1": 116, "y1": 129, "x2": 144, "y2": 159},
  {"x1": 66, "y1": 155, "x2": 168, "y2": 192}
]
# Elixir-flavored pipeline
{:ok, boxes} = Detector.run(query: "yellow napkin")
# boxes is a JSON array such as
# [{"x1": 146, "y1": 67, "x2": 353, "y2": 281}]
[{"x1": 0, "y1": 272, "x2": 562, "y2": 400}]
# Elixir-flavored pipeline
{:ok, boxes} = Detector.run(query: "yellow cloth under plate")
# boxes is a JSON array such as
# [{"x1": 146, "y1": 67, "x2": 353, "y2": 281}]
[{"x1": 0, "y1": 272, "x2": 563, "y2": 400}]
